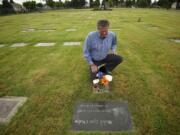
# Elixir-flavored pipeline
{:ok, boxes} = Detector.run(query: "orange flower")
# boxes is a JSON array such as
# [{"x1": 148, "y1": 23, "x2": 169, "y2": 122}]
[{"x1": 101, "y1": 76, "x2": 109, "y2": 85}]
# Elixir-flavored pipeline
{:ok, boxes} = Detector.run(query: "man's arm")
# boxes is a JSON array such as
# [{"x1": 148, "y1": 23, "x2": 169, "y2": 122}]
[
  {"x1": 111, "y1": 33, "x2": 117, "y2": 54},
  {"x1": 83, "y1": 34, "x2": 94, "y2": 65},
  {"x1": 83, "y1": 34, "x2": 98, "y2": 73}
]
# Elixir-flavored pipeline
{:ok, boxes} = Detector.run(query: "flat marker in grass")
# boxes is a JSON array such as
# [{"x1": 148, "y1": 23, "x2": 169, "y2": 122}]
[
  {"x1": 34, "y1": 43, "x2": 55, "y2": 47},
  {"x1": 63, "y1": 42, "x2": 81, "y2": 46},
  {"x1": 0, "y1": 96, "x2": 27, "y2": 123},
  {"x1": 171, "y1": 38, "x2": 180, "y2": 43},
  {"x1": 65, "y1": 29, "x2": 77, "y2": 32},
  {"x1": 0, "y1": 44, "x2": 5, "y2": 48},
  {"x1": 72, "y1": 101, "x2": 133, "y2": 131},
  {"x1": 10, "y1": 43, "x2": 29, "y2": 47},
  {"x1": 22, "y1": 28, "x2": 36, "y2": 32},
  {"x1": 22, "y1": 28, "x2": 56, "y2": 32},
  {"x1": 43, "y1": 29, "x2": 56, "y2": 32}
]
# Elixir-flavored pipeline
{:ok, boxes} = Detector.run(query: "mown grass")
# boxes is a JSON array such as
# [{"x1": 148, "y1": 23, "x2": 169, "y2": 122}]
[{"x1": 0, "y1": 8, "x2": 179, "y2": 135}]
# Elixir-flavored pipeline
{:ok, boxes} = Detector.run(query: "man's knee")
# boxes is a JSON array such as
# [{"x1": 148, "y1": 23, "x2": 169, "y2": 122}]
[{"x1": 114, "y1": 55, "x2": 123, "y2": 64}]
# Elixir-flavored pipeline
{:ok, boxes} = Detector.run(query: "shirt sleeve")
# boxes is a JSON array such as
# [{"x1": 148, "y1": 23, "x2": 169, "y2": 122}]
[
  {"x1": 111, "y1": 33, "x2": 117, "y2": 53},
  {"x1": 83, "y1": 34, "x2": 94, "y2": 65}
]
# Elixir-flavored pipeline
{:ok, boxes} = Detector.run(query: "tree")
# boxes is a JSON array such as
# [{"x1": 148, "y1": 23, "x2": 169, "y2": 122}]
[
  {"x1": 126, "y1": 0, "x2": 133, "y2": 7},
  {"x1": 112, "y1": 0, "x2": 118, "y2": 7},
  {"x1": 64, "y1": 0, "x2": 72, "y2": 8},
  {"x1": 36, "y1": 3, "x2": 43, "y2": 8},
  {"x1": 10, "y1": 0, "x2": 14, "y2": 3},
  {"x1": 90, "y1": 0, "x2": 94, "y2": 7},
  {"x1": 1, "y1": 0, "x2": 14, "y2": 14},
  {"x1": 46, "y1": 0, "x2": 55, "y2": 7},
  {"x1": 177, "y1": 0, "x2": 180, "y2": 9},
  {"x1": 147, "y1": 0, "x2": 151, "y2": 5},
  {"x1": 23, "y1": 1, "x2": 36, "y2": 11},
  {"x1": 108, "y1": 0, "x2": 113, "y2": 7},
  {"x1": 71, "y1": 0, "x2": 86, "y2": 8},
  {"x1": 137, "y1": 0, "x2": 149, "y2": 7},
  {"x1": 119, "y1": 0, "x2": 125, "y2": 7},
  {"x1": 132, "y1": 0, "x2": 136, "y2": 6},
  {"x1": 94, "y1": 0, "x2": 100, "y2": 8},
  {"x1": 54, "y1": 1, "x2": 63, "y2": 8},
  {"x1": 2, "y1": 0, "x2": 12, "y2": 8},
  {"x1": 157, "y1": 0, "x2": 178, "y2": 9}
]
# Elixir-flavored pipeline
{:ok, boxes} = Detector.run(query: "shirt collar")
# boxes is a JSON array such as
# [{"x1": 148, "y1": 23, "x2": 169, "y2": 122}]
[{"x1": 97, "y1": 31, "x2": 108, "y2": 39}]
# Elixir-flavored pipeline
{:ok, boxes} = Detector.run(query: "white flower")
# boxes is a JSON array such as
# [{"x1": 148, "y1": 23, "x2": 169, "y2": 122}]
[
  {"x1": 105, "y1": 75, "x2": 113, "y2": 81},
  {"x1": 93, "y1": 79, "x2": 99, "y2": 84}
]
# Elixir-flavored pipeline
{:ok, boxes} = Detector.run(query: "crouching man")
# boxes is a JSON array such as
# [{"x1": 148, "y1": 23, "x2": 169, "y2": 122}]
[{"x1": 83, "y1": 19, "x2": 123, "y2": 91}]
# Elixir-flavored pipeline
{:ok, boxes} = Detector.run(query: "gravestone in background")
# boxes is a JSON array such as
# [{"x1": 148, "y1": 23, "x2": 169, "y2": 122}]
[
  {"x1": 65, "y1": 29, "x2": 77, "y2": 32},
  {"x1": 0, "y1": 44, "x2": 5, "y2": 48},
  {"x1": 171, "y1": 38, "x2": 180, "y2": 43},
  {"x1": 11, "y1": 43, "x2": 29, "y2": 47},
  {"x1": 34, "y1": 43, "x2": 55, "y2": 47},
  {"x1": 0, "y1": 96, "x2": 27, "y2": 123},
  {"x1": 63, "y1": 42, "x2": 81, "y2": 46}
]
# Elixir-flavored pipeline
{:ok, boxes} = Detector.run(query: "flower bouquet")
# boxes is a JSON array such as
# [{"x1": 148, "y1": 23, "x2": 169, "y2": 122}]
[{"x1": 93, "y1": 64, "x2": 113, "y2": 92}]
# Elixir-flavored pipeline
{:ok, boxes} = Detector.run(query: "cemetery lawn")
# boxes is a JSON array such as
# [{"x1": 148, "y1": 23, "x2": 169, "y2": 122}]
[{"x1": 0, "y1": 8, "x2": 179, "y2": 135}]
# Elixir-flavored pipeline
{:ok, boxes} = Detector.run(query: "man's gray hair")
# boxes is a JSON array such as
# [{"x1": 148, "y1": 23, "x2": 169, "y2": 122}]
[{"x1": 97, "y1": 19, "x2": 110, "y2": 28}]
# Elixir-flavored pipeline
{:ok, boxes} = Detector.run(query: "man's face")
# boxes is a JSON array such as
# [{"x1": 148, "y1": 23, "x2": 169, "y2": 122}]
[{"x1": 98, "y1": 26, "x2": 108, "y2": 38}]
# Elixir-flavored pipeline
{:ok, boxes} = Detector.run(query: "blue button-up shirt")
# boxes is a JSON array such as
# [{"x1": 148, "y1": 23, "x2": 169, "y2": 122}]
[{"x1": 83, "y1": 31, "x2": 117, "y2": 65}]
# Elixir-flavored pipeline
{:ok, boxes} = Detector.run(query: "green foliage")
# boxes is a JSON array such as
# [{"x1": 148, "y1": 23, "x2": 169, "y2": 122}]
[
  {"x1": 71, "y1": 0, "x2": 86, "y2": 8},
  {"x1": 46, "y1": 0, "x2": 55, "y2": 7},
  {"x1": 126, "y1": 0, "x2": 133, "y2": 7},
  {"x1": 137, "y1": 0, "x2": 149, "y2": 8},
  {"x1": 63, "y1": 1, "x2": 72, "y2": 8},
  {"x1": 2, "y1": 0, "x2": 12, "y2": 8},
  {"x1": 23, "y1": 1, "x2": 36, "y2": 11},
  {"x1": 53, "y1": 2, "x2": 63, "y2": 8},
  {"x1": 108, "y1": 0, "x2": 113, "y2": 7},
  {"x1": 90, "y1": 0, "x2": 94, "y2": 7},
  {"x1": 94, "y1": 0, "x2": 100, "y2": 8},
  {"x1": 36, "y1": 3, "x2": 43, "y2": 8},
  {"x1": 157, "y1": 0, "x2": 173, "y2": 9}
]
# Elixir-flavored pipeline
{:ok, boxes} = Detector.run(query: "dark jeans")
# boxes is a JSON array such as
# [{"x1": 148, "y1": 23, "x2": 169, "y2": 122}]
[{"x1": 90, "y1": 54, "x2": 123, "y2": 81}]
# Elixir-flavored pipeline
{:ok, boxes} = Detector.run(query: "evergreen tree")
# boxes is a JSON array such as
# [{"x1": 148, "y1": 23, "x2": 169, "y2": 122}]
[{"x1": 94, "y1": 0, "x2": 100, "y2": 8}]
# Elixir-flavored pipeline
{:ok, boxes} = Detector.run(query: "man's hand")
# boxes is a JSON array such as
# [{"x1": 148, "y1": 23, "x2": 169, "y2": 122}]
[
  {"x1": 90, "y1": 64, "x2": 98, "y2": 73},
  {"x1": 110, "y1": 52, "x2": 117, "y2": 56}
]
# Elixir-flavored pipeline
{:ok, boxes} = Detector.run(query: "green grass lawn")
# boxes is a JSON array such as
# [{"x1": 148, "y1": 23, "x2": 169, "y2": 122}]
[{"x1": 0, "y1": 8, "x2": 179, "y2": 135}]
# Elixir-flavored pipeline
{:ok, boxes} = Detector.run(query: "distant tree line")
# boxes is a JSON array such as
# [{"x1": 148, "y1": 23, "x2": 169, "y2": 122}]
[
  {"x1": 93, "y1": 0, "x2": 179, "y2": 9},
  {"x1": 0, "y1": 0, "x2": 179, "y2": 15}
]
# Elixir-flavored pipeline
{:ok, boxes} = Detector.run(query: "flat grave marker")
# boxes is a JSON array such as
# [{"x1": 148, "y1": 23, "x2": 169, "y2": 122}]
[
  {"x1": 72, "y1": 101, "x2": 133, "y2": 132},
  {"x1": 34, "y1": 43, "x2": 55, "y2": 47},
  {"x1": 11, "y1": 43, "x2": 29, "y2": 47},
  {"x1": 63, "y1": 42, "x2": 81, "y2": 46},
  {"x1": 0, "y1": 96, "x2": 27, "y2": 123}
]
